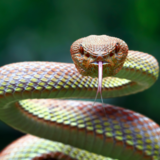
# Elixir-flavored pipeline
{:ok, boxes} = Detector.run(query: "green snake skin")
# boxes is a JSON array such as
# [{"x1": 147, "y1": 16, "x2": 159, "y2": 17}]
[{"x1": 0, "y1": 50, "x2": 159, "y2": 160}]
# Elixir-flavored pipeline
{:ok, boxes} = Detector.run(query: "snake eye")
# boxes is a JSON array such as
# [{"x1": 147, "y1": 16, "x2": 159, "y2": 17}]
[
  {"x1": 79, "y1": 45, "x2": 84, "y2": 55},
  {"x1": 115, "y1": 43, "x2": 120, "y2": 53}
]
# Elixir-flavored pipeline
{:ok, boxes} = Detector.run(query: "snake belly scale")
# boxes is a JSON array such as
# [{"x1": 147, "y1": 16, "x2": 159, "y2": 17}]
[{"x1": 0, "y1": 35, "x2": 159, "y2": 160}]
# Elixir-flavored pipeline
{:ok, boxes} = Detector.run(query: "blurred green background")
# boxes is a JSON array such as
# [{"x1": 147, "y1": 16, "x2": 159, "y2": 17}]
[{"x1": 0, "y1": 0, "x2": 160, "y2": 151}]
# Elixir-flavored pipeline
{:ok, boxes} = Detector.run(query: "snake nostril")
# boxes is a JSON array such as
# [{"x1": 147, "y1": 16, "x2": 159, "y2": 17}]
[
  {"x1": 92, "y1": 55, "x2": 97, "y2": 59},
  {"x1": 85, "y1": 53, "x2": 90, "y2": 58},
  {"x1": 109, "y1": 52, "x2": 114, "y2": 57}
]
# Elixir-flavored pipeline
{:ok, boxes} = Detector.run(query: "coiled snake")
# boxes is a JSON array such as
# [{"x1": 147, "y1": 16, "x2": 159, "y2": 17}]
[{"x1": 0, "y1": 35, "x2": 159, "y2": 160}]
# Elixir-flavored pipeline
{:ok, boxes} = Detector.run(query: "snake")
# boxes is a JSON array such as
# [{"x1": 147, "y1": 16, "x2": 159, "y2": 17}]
[{"x1": 0, "y1": 35, "x2": 159, "y2": 160}]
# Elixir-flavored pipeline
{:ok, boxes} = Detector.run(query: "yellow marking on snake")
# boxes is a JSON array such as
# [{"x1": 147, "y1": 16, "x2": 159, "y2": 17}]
[{"x1": 0, "y1": 35, "x2": 159, "y2": 160}]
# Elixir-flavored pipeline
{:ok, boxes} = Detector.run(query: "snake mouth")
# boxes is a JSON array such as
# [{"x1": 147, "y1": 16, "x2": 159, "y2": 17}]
[{"x1": 91, "y1": 61, "x2": 109, "y2": 65}]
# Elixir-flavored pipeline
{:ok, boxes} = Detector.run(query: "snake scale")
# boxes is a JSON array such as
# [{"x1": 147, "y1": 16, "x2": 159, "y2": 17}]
[{"x1": 0, "y1": 35, "x2": 159, "y2": 160}]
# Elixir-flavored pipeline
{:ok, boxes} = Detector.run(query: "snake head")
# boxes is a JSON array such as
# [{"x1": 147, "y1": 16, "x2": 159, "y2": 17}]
[{"x1": 70, "y1": 35, "x2": 128, "y2": 77}]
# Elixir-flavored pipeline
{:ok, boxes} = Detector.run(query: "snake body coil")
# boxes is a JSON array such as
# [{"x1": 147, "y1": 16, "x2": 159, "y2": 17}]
[{"x1": 0, "y1": 35, "x2": 159, "y2": 160}]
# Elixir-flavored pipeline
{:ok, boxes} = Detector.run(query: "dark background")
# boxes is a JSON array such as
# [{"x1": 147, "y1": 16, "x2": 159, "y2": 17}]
[{"x1": 0, "y1": 0, "x2": 160, "y2": 150}]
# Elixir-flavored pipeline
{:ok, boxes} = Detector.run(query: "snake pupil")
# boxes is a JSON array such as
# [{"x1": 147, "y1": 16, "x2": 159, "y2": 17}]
[
  {"x1": 115, "y1": 42, "x2": 120, "y2": 53},
  {"x1": 79, "y1": 45, "x2": 84, "y2": 55}
]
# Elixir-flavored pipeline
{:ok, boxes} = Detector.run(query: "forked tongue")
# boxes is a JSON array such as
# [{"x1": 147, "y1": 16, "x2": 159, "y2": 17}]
[
  {"x1": 97, "y1": 61, "x2": 103, "y2": 93},
  {"x1": 93, "y1": 61, "x2": 105, "y2": 113}
]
